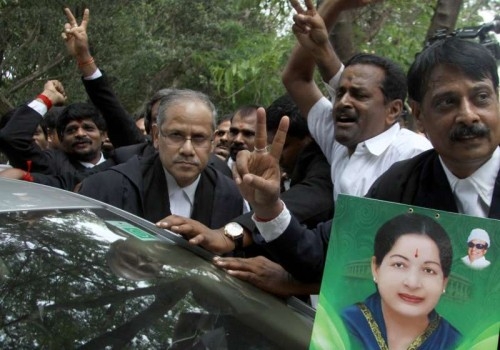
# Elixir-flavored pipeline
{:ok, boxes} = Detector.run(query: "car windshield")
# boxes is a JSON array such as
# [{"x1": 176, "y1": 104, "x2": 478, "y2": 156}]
[{"x1": 0, "y1": 206, "x2": 312, "y2": 349}]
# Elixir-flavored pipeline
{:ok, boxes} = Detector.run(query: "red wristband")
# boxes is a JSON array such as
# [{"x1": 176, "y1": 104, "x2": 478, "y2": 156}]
[
  {"x1": 77, "y1": 56, "x2": 95, "y2": 68},
  {"x1": 36, "y1": 94, "x2": 52, "y2": 110},
  {"x1": 21, "y1": 160, "x2": 33, "y2": 182},
  {"x1": 254, "y1": 215, "x2": 274, "y2": 222},
  {"x1": 21, "y1": 171, "x2": 34, "y2": 182}
]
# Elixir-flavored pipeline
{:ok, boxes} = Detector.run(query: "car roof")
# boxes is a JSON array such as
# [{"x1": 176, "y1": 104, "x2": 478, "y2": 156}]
[
  {"x1": 0, "y1": 178, "x2": 100, "y2": 212},
  {"x1": 0, "y1": 178, "x2": 315, "y2": 348}
]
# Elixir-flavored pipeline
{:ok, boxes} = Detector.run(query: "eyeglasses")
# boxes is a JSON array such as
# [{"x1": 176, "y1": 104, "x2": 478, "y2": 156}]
[
  {"x1": 159, "y1": 130, "x2": 212, "y2": 149},
  {"x1": 468, "y1": 242, "x2": 488, "y2": 250}
]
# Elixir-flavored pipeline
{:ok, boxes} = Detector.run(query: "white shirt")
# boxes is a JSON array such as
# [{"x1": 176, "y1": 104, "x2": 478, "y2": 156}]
[
  {"x1": 227, "y1": 157, "x2": 235, "y2": 170},
  {"x1": 441, "y1": 147, "x2": 500, "y2": 218},
  {"x1": 28, "y1": 100, "x2": 49, "y2": 116},
  {"x1": 165, "y1": 169, "x2": 200, "y2": 218},
  {"x1": 308, "y1": 98, "x2": 432, "y2": 201},
  {"x1": 255, "y1": 66, "x2": 432, "y2": 241},
  {"x1": 79, "y1": 153, "x2": 106, "y2": 168},
  {"x1": 461, "y1": 255, "x2": 491, "y2": 269}
]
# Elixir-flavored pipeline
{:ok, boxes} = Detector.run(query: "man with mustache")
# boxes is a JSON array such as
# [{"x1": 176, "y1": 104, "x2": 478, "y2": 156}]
[
  {"x1": 56, "y1": 103, "x2": 108, "y2": 167},
  {"x1": 223, "y1": 35, "x2": 500, "y2": 284},
  {"x1": 155, "y1": 0, "x2": 430, "y2": 299},
  {"x1": 0, "y1": 7, "x2": 142, "y2": 184},
  {"x1": 79, "y1": 89, "x2": 246, "y2": 227},
  {"x1": 283, "y1": 0, "x2": 431, "y2": 202},
  {"x1": 212, "y1": 114, "x2": 232, "y2": 161},
  {"x1": 0, "y1": 80, "x2": 110, "y2": 176},
  {"x1": 227, "y1": 105, "x2": 259, "y2": 168},
  {"x1": 0, "y1": 8, "x2": 232, "y2": 189},
  {"x1": 164, "y1": 0, "x2": 500, "y2": 288},
  {"x1": 158, "y1": 94, "x2": 333, "y2": 299}
]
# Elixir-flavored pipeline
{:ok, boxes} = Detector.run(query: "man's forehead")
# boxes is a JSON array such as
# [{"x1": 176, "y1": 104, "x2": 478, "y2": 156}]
[
  {"x1": 232, "y1": 111, "x2": 257, "y2": 122},
  {"x1": 230, "y1": 117, "x2": 257, "y2": 131},
  {"x1": 426, "y1": 64, "x2": 495, "y2": 92},
  {"x1": 162, "y1": 116, "x2": 213, "y2": 131},
  {"x1": 65, "y1": 118, "x2": 97, "y2": 127},
  {"x1": 217, "y1": 120, "x2": 231, "y2": 130},
  {"x1": 341, "y1": 64, "x2": 385, "y2": 84}
]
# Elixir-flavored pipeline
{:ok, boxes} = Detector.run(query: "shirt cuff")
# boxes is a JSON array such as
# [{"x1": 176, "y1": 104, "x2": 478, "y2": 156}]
[
  {"x1": 251, "y1": 201, "x2": 291, "y2": 242},
  {"x1": 323, "y1": 64, "x2": 344, "y2": 101},
  {"x1": 28, "y1": 100, "x2": 47, "y2": 116},
  {"x1": 83, "y1": 68, "x2": 103, "y2": 80}
]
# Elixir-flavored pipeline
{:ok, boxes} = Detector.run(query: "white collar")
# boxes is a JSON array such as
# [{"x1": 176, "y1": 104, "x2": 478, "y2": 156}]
[
  {"x1": 164, "y1": 169, "x2": 200, "y2": 206},
  {"x1": 359, "y1": 123, "x2": 401, "y2": 156},
  {"x1": 79, "y1": 152, "x2": 106, "y2": 168},
  {"x1": 440, "y1": 146, "x2": 500, "y2": 208}
]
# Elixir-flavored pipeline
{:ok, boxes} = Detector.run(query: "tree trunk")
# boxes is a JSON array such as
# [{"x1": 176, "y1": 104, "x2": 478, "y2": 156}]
[
  {"x1": 330, "y1": 12, "x2": 356, "y2": 62},
  {"x1": 425, "y1": 0, "x2": 464, "y2": 43},
  {"x1": 315, "y1": 0, "x2": 355, "y2": 60}
]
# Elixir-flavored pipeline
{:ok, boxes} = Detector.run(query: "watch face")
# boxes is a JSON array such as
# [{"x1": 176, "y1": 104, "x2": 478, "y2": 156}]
[{"x1": 225, "y1": 222, "x2": 243, "y2": 238}]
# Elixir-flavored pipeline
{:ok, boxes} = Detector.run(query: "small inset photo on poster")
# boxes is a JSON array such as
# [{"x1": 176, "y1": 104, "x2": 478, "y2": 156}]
[{"x1": 310, "y1": 195, "x2": 499, "y2": 350}]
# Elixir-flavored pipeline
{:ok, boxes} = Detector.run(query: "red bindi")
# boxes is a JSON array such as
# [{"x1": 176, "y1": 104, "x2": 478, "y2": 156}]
[{"x1": 415, "y1": 248, "x2": 419, "y2": 258}]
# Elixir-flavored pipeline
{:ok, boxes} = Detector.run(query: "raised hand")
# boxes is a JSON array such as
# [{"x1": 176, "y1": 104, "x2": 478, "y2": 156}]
[
  {"x1": 61, "y1": 8, "x2": 92, "y2": 63},
  {"x1": 232, "y1": 107, "x2": 288, "y2": 221},
  {"x1": 40, "y1": 80, "x2": 67, "y2": 106},
  {"x1": 289, "y1": 0, "x2": 383, "y2": 52},
  {"x1": 289, "y1": 0, "x2": 329, "y2": 51}
]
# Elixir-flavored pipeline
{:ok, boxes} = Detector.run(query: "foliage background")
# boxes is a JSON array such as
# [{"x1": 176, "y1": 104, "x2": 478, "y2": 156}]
[{"x1": 0, "y1": 0, "x2": 498, "y2": 118}]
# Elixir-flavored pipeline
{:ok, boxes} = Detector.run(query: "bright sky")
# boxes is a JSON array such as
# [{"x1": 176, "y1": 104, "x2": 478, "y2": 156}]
[{"x1": 480, "y1": 11, "x2": 500, "y2": 40}]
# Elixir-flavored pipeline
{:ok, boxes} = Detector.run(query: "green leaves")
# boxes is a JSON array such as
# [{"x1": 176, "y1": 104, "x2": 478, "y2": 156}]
[{"x1": 0, "y1": 0, "x2": 497, "y2": 119}]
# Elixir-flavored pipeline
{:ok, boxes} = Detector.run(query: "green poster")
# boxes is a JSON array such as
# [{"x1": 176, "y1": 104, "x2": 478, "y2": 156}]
[{"x1": 311, "y1": 195, "x2": 499, "y2": 350}]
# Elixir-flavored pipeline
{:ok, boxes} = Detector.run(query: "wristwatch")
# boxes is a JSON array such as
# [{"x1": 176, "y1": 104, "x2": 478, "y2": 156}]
[{"x1": 223, "y1": 222, "x2": 244, "y2": 250}]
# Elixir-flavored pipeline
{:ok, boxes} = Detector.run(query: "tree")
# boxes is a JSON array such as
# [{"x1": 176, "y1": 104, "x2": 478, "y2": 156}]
[
  {"x1": 328, "y1": 0, "x2": 498, "y2": 69},
  {"x1": 0, "y1": 0, "x2": 498, "y2": 120},
  {"x1": 0, "y1": 0, "x2": 294, "y2": 117},
  {"x1": 425, "y1": 0, "x2": 464, "y2": 42}
]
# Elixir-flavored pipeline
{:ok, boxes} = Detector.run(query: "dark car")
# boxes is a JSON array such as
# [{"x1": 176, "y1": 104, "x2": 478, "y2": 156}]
[{"x1": 0, "y1": 178, "x2": 314, "y2": 349}]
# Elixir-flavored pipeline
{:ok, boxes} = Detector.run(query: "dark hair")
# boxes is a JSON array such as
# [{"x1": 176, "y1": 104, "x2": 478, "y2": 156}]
[
  {"x1": 346, "y1": 53, "x2": 408, "y2": 104},
  {"x1": 217, "y1": 113, "x2": 232, "y2": 127},
  {"x1": 373, "y1": 213, "x2": 453, "y2": 277},
  {"x1": 44, "y1": 106, "x2": 66, "y2": 130},
  {"x1": 56, "y1": 103, "x2": 106, "y2": 140},
  {"x1": 231, "y1": 104, "x2": 259, "y2": 121},
  {"x1": 145, "y1": 88, "x2": 175, "y2": 135},
  {"x1": 266, "y1": 94, "x2": 309, "y2": 139},
  {"x1": 408, "y1": 37, "x2": 499, "y2": 103},
  {"x1": 37, "y1": 117, "x2": 48, "y2": 138}
]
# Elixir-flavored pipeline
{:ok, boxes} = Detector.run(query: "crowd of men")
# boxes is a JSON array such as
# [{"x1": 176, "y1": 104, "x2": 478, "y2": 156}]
[{"x1": 0, "y1": 0, "x2": 498, "y2": 311}]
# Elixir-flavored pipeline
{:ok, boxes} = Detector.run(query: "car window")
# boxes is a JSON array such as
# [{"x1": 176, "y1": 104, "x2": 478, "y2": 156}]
[{"x1": 0, "y1": 207, "x2": 312, "y2": 349}]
